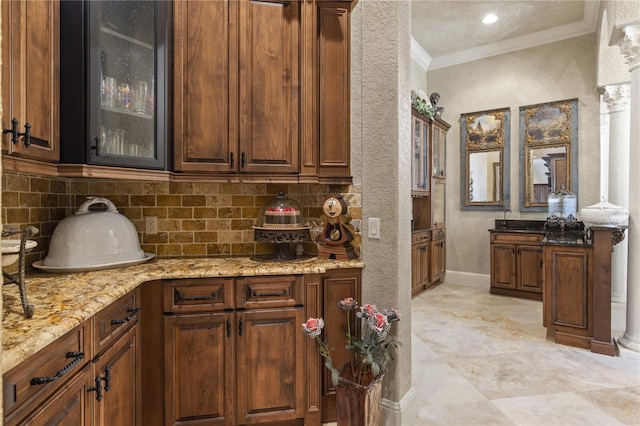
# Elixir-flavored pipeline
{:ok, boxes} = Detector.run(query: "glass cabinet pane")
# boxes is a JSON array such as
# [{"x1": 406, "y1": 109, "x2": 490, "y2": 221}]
[
  {"x1": 432, "y1": 127, "x2": 446, "y2": 177},
  {"x1": 98, "y1": 1, "x2": 156, "y2": 159},
  {"x1": 433, "y1": 179, "x2": 445, "y2": 228},
  {"x1": 411, "y1": 116, "x2": 429, "y2": 193}
]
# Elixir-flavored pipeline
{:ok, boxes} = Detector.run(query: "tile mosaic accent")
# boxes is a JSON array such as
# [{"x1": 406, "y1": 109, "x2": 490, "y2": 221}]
[{"x1": 1, "y1": 172, "x2": 362, "y2": 266}]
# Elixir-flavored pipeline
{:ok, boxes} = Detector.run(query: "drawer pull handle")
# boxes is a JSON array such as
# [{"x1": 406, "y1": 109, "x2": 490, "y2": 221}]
[
  {"x1": 30, "y1": 352, "x2": 85, "y2": 386},
  {"x1": 251, "y1": 290, "x2": 287, "y2": 298},
  {"x1": 110, "y1": 307, "x2": 141, "y2": 325},
  {"x1": 176, "y1": 291, "x2": 218, "y2": 302},
  {"x1": 239, "y1": 319, "x2": 243, "y2": 337},
  {"x1": 226, "y1": 319, "x2": 231, "y2": 338}
]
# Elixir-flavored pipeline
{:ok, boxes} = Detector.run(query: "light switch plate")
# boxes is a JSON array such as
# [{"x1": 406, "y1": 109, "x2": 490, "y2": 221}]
[{"x1": 368, "y1": 218, "x2": 380, "y2": 239}]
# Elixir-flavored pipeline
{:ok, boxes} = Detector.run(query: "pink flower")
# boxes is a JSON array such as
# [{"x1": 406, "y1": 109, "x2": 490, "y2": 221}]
[
  {"x1": 368, "y1": 312, "x2": 391, "y2": 338},
  {"x1": 302, "y1": 317, "x2": 325, "y2": 338},
  {"x1": 383, "y1": 308, "x2": 401, "y2": 322},
  {"x1": 357, "y1": 303, "x2": 378, "y2": 319},
  {"x1": 338, "y1": 297, "x2": 358, "y2": 311}
]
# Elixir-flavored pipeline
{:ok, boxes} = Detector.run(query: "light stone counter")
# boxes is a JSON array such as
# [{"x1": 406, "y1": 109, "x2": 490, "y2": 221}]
[{"x1": 2, "y1": 256, "x2": 364, "y2": 372}]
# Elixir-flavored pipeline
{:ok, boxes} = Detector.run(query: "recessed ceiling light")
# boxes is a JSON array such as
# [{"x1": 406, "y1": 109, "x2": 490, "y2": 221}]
[{"x1": 482, "y1": 13, "x2": 498, "y2": 25}]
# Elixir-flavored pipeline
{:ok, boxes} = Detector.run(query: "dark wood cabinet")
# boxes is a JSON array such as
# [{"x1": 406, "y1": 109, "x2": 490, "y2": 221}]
[
  {"x1": 3, "y1": 322, "x2": 91, "y2": 426},
  {"x1": 543, "y1": 227, "x2": 621, "y2": 356},
  {"x1": 1, "y1": 0, "x2": 59, "y2": 164},
  {"x1": 411, "y1": 111, "x2": 449, "y2": 296},
  {"x1": 173, "y1": 0, "x2": 299, "y2": 175},
  {"x1": 430, "y1": 234, "x2": 446, "y2": 284},
  {"x1": 174, "y1": 0, "x2": 354, "y2": 181},
  {"x1": 90, "y1": 288, "x2": 142, "y2": 426},
  {"x1": 91, "y1": 325, "x2": 141, "y2": 426},
  {"x1": 59, "y1": 0, "x2": 170, "y2": 170},
  {"x1": 3, "y1": 289, "x2": 141, "y2": 426},
  {"x1": 411, "y1": 230, "x2": 431, "y2": 296},
  {"x1": 490, "y1": 231, "x2": 544, "y2": 300},
  {"x1": 162, "y1": 275, "x2": 305, "y2": 425}
]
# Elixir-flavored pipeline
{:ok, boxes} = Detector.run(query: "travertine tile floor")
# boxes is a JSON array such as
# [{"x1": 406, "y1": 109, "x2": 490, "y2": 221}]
[{"x1": 412, "y1": 280, "x2": 640, "y2": 426}]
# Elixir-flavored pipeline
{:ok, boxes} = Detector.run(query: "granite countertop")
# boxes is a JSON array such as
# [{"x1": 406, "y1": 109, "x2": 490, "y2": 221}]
[{"x1": 2, "y1": 256, "x2": 365, "y2": 372}]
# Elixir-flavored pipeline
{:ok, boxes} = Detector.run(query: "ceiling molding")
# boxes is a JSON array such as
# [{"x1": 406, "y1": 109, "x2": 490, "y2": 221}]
[
  {"x1": 428, "y1": 1, "x2": 601, "y2": 71},
  {"x1": 411, "y1": 37, "x2": 432, "y2": 71}
]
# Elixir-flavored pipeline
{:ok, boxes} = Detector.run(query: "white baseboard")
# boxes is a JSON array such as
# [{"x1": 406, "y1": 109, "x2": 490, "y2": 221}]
[
  {"x1": 444, "y1": 270, "x2": 490, "y2": 288},
  {"x1": 380, "y1": 386, "x2": 417, "y2": 426}
]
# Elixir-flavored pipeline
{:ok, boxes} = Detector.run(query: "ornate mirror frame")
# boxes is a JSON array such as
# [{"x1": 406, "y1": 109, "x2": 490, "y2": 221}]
[
  {"x1": 460, "y1": 107, "x2": 510, "y2": 211},
  {"x1": 519, "y1": 99, "x2": 578, "y2": 212}
]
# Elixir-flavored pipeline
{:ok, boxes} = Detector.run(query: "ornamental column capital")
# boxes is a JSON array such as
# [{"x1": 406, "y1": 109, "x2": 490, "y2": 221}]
[
  {"x1": 619, "y1": 25, "x2": 640, "y2": 71},
  {"x1": 602, "y1": 83, "x2": 631, "y2": 113}
]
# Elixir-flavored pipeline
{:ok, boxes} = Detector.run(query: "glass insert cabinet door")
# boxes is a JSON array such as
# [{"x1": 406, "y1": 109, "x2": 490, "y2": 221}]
[
  {"x1": 88, "y1": 1, "x2": 167, "y2": 169},
  {"x1": 89, "y1": 1, "x2": 165, "y2": 165},
  {"x1": 412, "y1": 115, "x2": 429, "y2": 193}
]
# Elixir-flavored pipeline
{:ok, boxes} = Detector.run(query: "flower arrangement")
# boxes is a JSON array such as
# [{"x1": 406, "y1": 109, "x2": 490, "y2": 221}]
[
  {"x1": 302, "y1": 298, "x2": 401, "y2": 387},
  {"x1": 411, "y1": 91, "x2": 435, "y2": 119}
]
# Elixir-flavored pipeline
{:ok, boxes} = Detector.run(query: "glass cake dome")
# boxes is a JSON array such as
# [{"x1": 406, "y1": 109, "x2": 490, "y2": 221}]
[{"x1": 255, "y1": 191, "x2": 307, "y2": 229}]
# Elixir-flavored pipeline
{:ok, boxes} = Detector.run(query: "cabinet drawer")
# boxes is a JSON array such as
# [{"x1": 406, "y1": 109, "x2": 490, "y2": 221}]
[
  {"x1": 3, "y1": 321, "x2": 91, "y2": 416},
  {"x1": 412, "y1": 230, "x2": 431, "y2": 245},
  {"x1": 490, "y1": 232, "x2": 543, "y2": 244},
  {"x1": 236, "y1": 275, "x2": 303, "y2": 309},
  {"x1": 164, "y1": 277, "x2": 235, "y2": 313},
  {"x1": 94, "y1": 288, "x2": 140, "y2": 355}
]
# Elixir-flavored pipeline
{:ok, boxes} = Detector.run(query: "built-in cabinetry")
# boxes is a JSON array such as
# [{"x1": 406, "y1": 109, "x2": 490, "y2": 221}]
[
  {"x1": 161, "y1": 276, "x2": 304, "y2": 425},
  {"x1": 173, "y1": 0, "x2": 354, "y2": 181},
  {"x1": 140, "y1": 268, "x2": 361, "y2": 426},
  {"x1": 3, "y1": 289, "x2": 141, "y2": 425},
  {"x1": 411, "y1": 109, "x2": 449, "y2": 297},
  {"x1": 60, "y1": 0, "x2": 169, "y2": 170},
  {"x1": 490, "y1": 231, "x2": 544, "y2": 300},
  {"x1": 1, "y1": 0, "x2": 60, "y2": 164},
  {"x1": 543, "y1": 227, "x2": 622, "y2": 356},
  {"x1": 411, "y1": 230, "x2": 431, "y2": 295}
]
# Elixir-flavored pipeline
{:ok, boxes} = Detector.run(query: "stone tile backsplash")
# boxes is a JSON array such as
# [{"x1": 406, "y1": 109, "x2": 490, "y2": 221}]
[{"x1": 2, "y1": 172, "x2": 362, "y2": 267}]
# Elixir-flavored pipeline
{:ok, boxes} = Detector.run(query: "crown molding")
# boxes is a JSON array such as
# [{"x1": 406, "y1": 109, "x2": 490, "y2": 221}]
[{"x1": 411, "y1": 36, "x2": 432, "y2": 71}]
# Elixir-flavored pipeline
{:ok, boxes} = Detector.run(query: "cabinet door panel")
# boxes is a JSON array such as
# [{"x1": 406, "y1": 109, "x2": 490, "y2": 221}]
[
  {"x1": 164, "y1": 312, "x2": 233, "y2": 425},
  {"x1": 92, "y1": 326, "x2": 141, "y2": 426},
  {"x1": 518, "y1": 245, "x2": 543, "y2": 293},
  {"x1": 1, "y1": 0, "x2": 59, "y2": 161},
  {"x1": 491, "y1": 244, "x2": 516, "y2": 289},
  {"x1": 236, "y1": 308, "x2": 304, "y2": 424},
  {"x1": 238, "y1": 0, "x2": 299, "y2": 174},
  {"x1": 174, "y1": 0, "x2": 237, "y2": 172}
]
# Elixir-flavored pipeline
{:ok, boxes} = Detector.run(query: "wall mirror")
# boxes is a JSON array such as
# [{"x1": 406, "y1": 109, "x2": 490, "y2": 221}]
[
  {"x1": 460, "y1": 108, "x2": 510, "y2": 210},
  {"x1": 519, "y1": 99, "x2": 578, "y2": 211}
]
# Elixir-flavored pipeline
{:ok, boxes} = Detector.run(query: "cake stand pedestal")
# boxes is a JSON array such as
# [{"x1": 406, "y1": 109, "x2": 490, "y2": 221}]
[{"x1": 253, "y1": 227, "x2": 311, "y2": 261}]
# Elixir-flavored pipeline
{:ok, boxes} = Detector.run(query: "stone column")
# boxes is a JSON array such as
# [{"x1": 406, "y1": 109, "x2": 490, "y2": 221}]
[
  {"x1": 602, "y1": 84, "x2": 631, "y2": 303},
  {"x1": 618, "y1": 25, "x2": 640, "y2": 352}
]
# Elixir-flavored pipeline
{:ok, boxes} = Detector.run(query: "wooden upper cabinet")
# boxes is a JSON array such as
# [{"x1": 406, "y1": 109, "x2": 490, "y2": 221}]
[
  {"x1": 1, "y1": 0, "x2": 59, "y2": 162},
  {"x1": 174, "y1": 0, "x2": 354, "y2": 180},
  {"x1": 174, "y1": 0, "x2": 300, "y2": 174},
  {"x1": 313, "y1": 2, "x2": 352, "y2": 178}
]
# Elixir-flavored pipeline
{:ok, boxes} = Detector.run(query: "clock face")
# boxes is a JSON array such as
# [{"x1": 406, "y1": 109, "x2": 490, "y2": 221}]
[{"x1": 322, "y1": 197, "x2": 343, "y2": 218}]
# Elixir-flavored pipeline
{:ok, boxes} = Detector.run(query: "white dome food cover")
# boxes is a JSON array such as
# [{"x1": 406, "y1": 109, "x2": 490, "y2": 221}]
[
  {"x1": 579, "y1": 199, "x2": 629, "y2": 227},
  {"x1": 43, "y1": 197, "x2": 146, "y2": 268}
]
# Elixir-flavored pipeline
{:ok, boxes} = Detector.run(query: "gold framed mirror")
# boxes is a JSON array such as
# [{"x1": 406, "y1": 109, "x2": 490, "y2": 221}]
[
  {"x1": 519, "y1": 99, "x2": 578, "y2": 211},
  {"x1": 460, "y1": 108, "x2": 510, "y2": 210}
]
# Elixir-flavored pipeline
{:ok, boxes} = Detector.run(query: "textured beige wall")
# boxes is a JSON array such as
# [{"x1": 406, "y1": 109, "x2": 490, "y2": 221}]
[
  {"x1": 428, "y1": 34, "x2": 601, "y2": 275},
  {"x1": 351, "y1": 0, "x2": 414, "y2": 413}
]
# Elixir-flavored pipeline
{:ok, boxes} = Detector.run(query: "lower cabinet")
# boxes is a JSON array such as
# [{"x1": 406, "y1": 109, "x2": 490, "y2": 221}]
[
  {"x1": 430, "y1": 232, "x2": 446, "y2": 284},
  {"x1": 161, "y1": 275, "x2": 305, "y2": 425},
  {"x1": 411, "y1": 230, "x2": 431, "y2": 296},
  {"x1": 490, "y1": 231, "x2": 544, "y2": 300},
  {"x1": 3, "y1": 288, "x2": 141, "y2": 426}
]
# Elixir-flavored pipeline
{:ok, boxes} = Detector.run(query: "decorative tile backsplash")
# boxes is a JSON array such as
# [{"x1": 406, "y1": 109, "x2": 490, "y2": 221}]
[{"x1": 1, "y1": 172, "x2": 362, "y2": 267}]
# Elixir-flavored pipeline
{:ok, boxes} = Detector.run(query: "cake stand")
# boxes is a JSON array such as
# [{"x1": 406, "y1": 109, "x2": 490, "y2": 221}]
[{"x1": 253, "y1": 226, "x2": 311, "y2": 261}]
